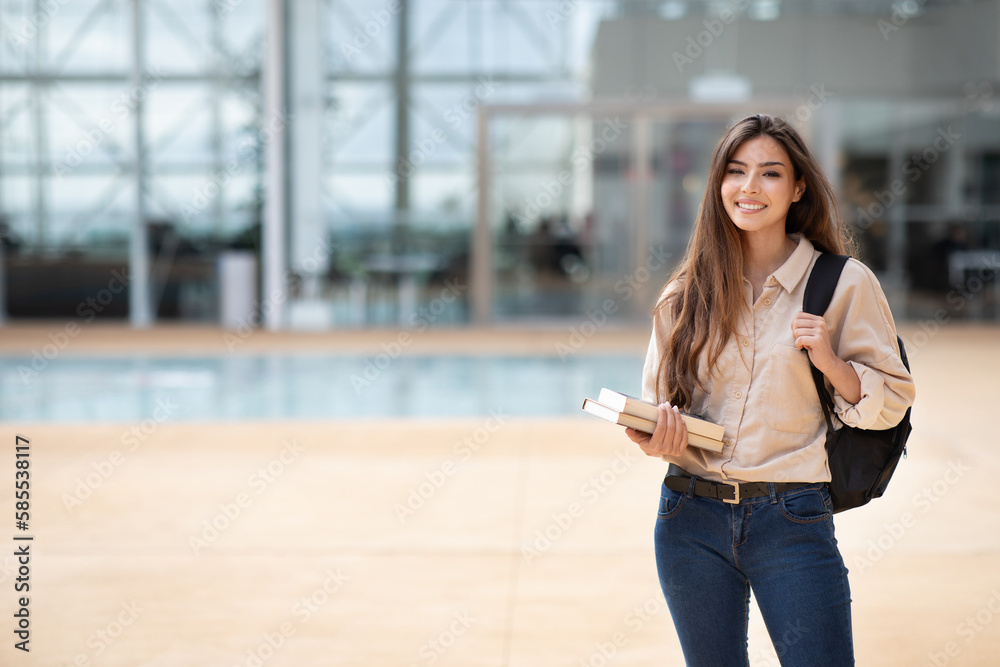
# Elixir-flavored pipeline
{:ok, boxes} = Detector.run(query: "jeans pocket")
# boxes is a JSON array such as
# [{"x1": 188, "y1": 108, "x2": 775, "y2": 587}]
[
  {"x1": 778, "y1": 486, "x2": 832, "y2": 523},
  {"x1": 657, "y1": 483, "x2": 686, "y2": 519}
]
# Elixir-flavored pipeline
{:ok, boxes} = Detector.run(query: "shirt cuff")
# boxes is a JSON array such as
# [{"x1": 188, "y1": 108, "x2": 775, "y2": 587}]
[{"x1": 832, "y1": 360, "x2": 885, "y2": 429}]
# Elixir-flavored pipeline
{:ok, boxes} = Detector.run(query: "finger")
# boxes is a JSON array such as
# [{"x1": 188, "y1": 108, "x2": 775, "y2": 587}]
[
  {"x1": 669, "y1": 406, "x2": 688, "y2": 455},
  {"x1": 650, "y1": 404, "x2": 668, "y2": 449},
  {"x1": 795, "y1": 315, "x2": 827, "y2": 332},
  {"x1": 654, "y1": 404, "x2": 676, "y2": 452},
  {"x1": 795, "y1": 333, "x2": 820, "y2": 350},
  {"x1": 792, "y1": 315, "x2": 823, "y2": 333},
  {"x1": 654, "y1": 404, "x2": 679, "y2": 454},
  {"x1": 624, "y1": 427, "x2": 650, "y2": 445}
]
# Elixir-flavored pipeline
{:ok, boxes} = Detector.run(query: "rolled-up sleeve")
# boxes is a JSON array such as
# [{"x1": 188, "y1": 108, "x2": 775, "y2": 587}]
[{"x1": 827, "y1": 259, "x2": 915, "y2": 430}]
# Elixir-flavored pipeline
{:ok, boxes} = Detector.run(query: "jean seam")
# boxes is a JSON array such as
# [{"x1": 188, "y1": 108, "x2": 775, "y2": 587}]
[
  {"x1": 733, "y1": 504, "x2": 750, "y2": 550},
  {"x1": 740, "y1": 578, "x2": 750, "y2": 667},
  {"x1": 657, "y1": 486, "x2": 686, "y2": 520}
]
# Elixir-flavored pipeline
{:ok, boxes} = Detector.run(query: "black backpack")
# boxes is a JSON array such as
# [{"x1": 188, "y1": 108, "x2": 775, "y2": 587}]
[{"x1": 802, "y1": 253, "x2": 913, "y2": 513}]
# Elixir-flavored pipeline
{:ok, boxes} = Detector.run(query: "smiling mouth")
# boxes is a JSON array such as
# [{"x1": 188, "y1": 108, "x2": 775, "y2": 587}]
[{"x1": 736, "y1": 202, "x2": 766, "y2": 211}]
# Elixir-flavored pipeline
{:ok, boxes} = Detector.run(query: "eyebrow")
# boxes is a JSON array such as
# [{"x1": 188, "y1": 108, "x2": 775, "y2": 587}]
[{"x1": 728, "y1": 159, "x2": 786, "y2": 168}]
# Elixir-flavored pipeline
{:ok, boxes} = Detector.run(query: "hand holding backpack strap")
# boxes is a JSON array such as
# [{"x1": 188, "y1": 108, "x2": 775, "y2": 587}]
[
  {"x1": 801, "y1": 252, "x2": 913, "y2": 513},
  {"x1": 801, "y1": 253, "x2": 850, "y2": 431}
]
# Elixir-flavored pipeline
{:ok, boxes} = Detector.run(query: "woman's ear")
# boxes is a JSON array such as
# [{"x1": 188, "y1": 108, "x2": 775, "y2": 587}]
[{"x1": 793, "y1": 178, "x2": 806, "y2": 203}]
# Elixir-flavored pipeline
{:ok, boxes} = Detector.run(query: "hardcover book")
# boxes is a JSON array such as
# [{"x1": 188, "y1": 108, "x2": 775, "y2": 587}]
[
  {"x1": 597, "y1": 388, "x2": 725, "y2": 441},
  {"x1": 581, "y1": 393, "x2": 725, "y2": 454}
]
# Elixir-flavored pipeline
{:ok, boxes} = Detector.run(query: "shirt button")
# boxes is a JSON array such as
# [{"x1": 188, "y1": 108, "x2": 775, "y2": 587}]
[
  {"x1": 763, "y1": 298, "x2": 771, "y2": 305},
  {"x1": 735, "y1": 391, "x2": 743, "y2": 399},
  {"x1": 742, "y1": 338, "x2": 750, "y2": 347}
]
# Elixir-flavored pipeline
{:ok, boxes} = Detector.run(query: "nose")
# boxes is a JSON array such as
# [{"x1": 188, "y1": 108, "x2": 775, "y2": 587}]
[{"x1": 741, "y1": 172, "x2": 759, "y2": 194}]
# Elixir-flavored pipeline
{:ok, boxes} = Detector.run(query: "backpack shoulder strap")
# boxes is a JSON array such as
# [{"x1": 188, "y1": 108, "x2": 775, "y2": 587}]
[
  {"x1": 803, "y1": 253, "x2": 849, "y2": 316},
  {"x1": 802, "y1": 253, "x2": 850, "y2": 428}
]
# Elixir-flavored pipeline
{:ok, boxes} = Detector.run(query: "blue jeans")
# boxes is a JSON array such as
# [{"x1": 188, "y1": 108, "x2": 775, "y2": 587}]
[{"x1": 654, "y1": 477, "x2": 854, "y2": 667}]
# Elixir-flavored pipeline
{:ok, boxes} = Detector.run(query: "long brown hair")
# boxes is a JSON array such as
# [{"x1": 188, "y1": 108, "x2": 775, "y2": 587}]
[{"x1": 654, "y1": 113, "x2": 853, "y2": 407}]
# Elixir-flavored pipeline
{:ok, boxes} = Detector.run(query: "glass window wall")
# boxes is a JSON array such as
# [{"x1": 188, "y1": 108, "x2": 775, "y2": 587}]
[{"x1": 1, "y1": 0, "x2": 997, "y2": 326}]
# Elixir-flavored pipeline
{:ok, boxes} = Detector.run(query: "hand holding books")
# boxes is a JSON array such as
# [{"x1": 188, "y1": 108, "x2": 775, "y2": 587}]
[{"x1": 581, "y1": 388, "x2": 725, "y2": 454}]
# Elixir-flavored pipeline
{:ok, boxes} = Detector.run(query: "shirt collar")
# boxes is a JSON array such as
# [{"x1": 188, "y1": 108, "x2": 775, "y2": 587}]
[{"x1": 771, "y1": 235, "x2": 817, "y2": 294}]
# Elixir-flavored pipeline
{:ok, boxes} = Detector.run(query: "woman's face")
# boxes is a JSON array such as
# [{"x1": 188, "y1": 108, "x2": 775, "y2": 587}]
[{"x1": 720, "y1": 135, "x2": 805, "y2": 237}]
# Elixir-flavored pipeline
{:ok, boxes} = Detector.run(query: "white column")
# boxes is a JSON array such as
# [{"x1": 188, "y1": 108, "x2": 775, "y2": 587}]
[
  {"x1": 129, "y1": 0, "x2": 152, "y2": 327},
  {"x1": 288, "y1": 0, "x2": 326, "y2": 293},
  {"x1": 263, "y1": 0, "x2": 288, "y2": 330}
]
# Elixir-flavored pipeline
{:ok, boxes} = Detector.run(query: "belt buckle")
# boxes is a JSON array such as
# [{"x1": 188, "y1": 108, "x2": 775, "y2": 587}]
[{"x1": 722, "y1": 480, "x2": 741, "y2": 504}]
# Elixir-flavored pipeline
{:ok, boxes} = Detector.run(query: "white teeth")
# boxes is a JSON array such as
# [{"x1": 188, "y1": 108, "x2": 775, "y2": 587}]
[{"x1": 737, "y1": 203, "x2": 765, "y2": 210}]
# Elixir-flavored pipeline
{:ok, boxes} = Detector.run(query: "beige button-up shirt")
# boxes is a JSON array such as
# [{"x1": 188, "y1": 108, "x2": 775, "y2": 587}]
[{"x1": 641, "y1": 236, "x2": 916, "y2": 484}]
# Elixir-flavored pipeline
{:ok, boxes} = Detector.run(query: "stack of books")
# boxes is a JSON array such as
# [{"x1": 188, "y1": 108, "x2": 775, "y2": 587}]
[{"x1": 581, "y1": 388, "x2": 726, "y2": 453}]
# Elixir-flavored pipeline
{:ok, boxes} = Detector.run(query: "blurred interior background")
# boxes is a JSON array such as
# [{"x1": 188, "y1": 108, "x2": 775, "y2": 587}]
[
  {"x1": 0, "y1": 0, "x2": 998, "y2": 331},
  {"x1": 3, "y1": 5, "x2": 999, "y2": 665}
]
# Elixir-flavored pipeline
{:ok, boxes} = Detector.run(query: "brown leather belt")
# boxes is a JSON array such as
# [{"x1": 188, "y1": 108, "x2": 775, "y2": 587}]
[{"x1": 664, "y1": 464, "x2": 813, "y2": 505}]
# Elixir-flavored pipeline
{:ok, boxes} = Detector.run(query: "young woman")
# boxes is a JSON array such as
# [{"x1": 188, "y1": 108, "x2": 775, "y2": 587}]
[{"x1": 625, "y1": 114, "x2": 915, "y2": 666}]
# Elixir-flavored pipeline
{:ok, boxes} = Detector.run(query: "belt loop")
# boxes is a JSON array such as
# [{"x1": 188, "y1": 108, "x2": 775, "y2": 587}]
[
  {"x1": 685, "y1": 474, "x2": 697, "y2": 499},
  {"x1": 767, "y1": 482, "x2": 777, "y2": 504}
]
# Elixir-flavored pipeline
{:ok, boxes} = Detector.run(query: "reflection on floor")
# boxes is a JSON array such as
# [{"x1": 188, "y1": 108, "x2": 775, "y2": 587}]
[{"x1": 2, "y1": 324, "x2": 999, "y2": 665}]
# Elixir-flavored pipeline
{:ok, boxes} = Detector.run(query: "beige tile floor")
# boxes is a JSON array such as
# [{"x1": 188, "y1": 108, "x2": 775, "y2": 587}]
[{"x1": 1, "y1": 323, "x2": 999, "y2": 666}]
